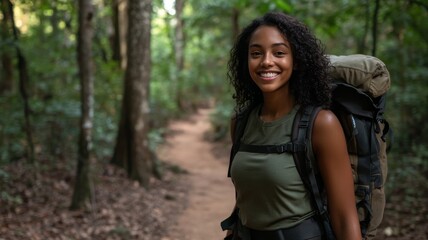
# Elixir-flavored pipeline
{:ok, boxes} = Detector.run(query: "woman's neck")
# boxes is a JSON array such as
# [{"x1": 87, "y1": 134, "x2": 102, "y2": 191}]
[{"x1": 260, "y1": 91, "x2": 295, "y2": 122}]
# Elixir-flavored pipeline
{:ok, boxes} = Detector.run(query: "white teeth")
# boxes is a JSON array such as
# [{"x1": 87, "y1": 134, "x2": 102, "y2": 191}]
[{"x1": 260, "y1": 72, "x2": 278, "y2": 78}]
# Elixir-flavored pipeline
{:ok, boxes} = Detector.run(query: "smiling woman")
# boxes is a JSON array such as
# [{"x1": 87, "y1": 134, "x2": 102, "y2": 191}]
[{"x1": 221, "y1": 12, "x2": 362, "y2": 240}]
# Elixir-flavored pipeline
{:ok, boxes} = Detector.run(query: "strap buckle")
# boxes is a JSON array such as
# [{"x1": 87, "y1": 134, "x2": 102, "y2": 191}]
[{"x1": 276, "y1": 142, "x2": 306, "y2": 153}]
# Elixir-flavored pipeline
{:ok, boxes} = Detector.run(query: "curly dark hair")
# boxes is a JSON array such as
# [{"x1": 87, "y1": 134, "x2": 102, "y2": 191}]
[{"x1": 228, "y1": 12, "x2": 331, "y2": 112}]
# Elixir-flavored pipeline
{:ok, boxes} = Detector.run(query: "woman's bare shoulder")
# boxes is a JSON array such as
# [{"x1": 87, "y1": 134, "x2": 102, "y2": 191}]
[
  {"x1": 311, "y1": 109, "x2": 345, "y2": 154},
  {"x1": 313, "y1": 109, "x2": 339, "y2": 129}
]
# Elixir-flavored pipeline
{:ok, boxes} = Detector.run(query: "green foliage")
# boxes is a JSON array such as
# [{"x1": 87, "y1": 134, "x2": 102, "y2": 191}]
[
  {"x1": 0, "y1": 95, "x2": 28, "y2": 163},
  {"x1": 0, "y1": 191, "x2": 23, "y2": 205},
  {"x1": 108, "y1": 225, "x2": 132, "y2": 239},
  {"x1": 209, "y1": 94, "x2": 234, "y2": 141},
  {"x1": 92, "y1": 60, "x2": 123, "y2": 161},
  {"x1": 386, "y1": 152, "x2": 428, "y2": 200},
  {"x1": 0, "y1": 168, "x2": 22, "y2": 205},
  {"x1": 151, "y1": 9, "x2": 179, "y2": 119}
]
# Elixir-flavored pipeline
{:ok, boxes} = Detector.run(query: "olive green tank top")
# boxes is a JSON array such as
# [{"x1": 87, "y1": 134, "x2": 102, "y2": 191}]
[{"x1": 230, "y1": 105, "x2": 314, "y2": 230}]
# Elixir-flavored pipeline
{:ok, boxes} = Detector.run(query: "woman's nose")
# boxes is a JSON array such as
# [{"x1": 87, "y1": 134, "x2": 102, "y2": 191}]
[{"x1": 261, "y1": 53, "x2": 274, "y2": 67}]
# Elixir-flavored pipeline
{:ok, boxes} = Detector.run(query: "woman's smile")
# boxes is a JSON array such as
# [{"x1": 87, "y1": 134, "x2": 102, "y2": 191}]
[{"x1": 258, "y1": 72, "x2": 281, "y2": 82}]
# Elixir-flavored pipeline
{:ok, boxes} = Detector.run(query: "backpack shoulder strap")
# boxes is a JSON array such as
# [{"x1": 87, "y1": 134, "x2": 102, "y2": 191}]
[
  {"x1": 291, "y1": 105, "x2": 321, "y2": 187},
  {"x1": 292, "y1": 105, "x2": 336, "y2": 239},
  {"x1": 227, "y1": 106, "x2": 253, "y2": 177}
]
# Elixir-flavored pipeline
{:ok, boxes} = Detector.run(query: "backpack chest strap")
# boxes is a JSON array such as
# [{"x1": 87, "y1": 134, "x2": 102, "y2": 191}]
[{"x1": 239, "y1": 142, "x2": 306, "y2": 154}]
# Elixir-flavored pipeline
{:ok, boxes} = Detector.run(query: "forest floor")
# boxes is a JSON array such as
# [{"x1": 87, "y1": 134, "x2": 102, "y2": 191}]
[{"x1": 0, "y1": 107, "x2": 427, "y2": 240}]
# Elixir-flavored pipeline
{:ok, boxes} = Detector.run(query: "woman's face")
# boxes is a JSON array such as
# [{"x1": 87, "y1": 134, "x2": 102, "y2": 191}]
[{"x1": 248, "y1": 25, "x2": 294, "y2": 95}]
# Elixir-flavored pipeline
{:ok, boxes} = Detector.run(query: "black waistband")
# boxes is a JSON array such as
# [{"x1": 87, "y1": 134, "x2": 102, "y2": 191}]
[{"x1": 244, "y1": 217, "x2": 323, "y2": 240}]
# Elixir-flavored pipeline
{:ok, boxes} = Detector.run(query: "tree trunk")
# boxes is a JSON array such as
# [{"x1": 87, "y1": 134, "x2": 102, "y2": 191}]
[
  {"x1": 70, "y1": 0, "x2": 94, "y2": 210},
  {"x1": 357, "y1": 0, "x2": 370, "y2": 54},
  {"x1": 118, "y1": 0, "x2": 128, "y2": 69},
  {"x1": 0, "y1": 52, "x2": 13, "y2": 94},
  {"x1": 112, "y1": 0, "x2": 154, "y2": 187},
  {"x1": 50, "y1": 1, "x2": 59, "y2": 35},
  {"x1": 231, "y1": 8, "x2": 240, "y2": 42},
  {"x1": 110, "y1": 0, "x2": 121, "y2": 63},
  {"x1": 175, "y1": 0, "x2": 185, "y2": 110},
  {"x1": 7, "y1": 0, "x2": 35, "y2": 163},
  {"x1": 0, "y1": 0, "x2": 14, "y2": 94},
  {"x1": 372, "y1": 0, "x2": 380, "y2": 56}
]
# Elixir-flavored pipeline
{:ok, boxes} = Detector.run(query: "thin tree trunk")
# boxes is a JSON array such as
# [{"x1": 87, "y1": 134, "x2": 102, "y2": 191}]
[
  {"x1": 392, "y1": 6, "x2": 408, "y2": 151},
  {"x1": 50, "y1": 1, "x2": 59, "y2": 35},
  {"x1": 175, "y1": 0, "x2": 185, "y2": 109},
  {"x1": 0, "y1": 0, "x2": 13, "y2": 94},
  {"x1": 112, "y1": 0, "x2": 154, "y2": 187},
  {"x1": 231, "y1": 8, "x2": 240, "y2": 42},
  {"x1": 110, "y1": 0, "x2": 121, "y2": 62},
  {"x1": 118, "y1": 0, "x2": 128, "y2": 69},
  {"x1": 0, "y1": 53, "x2": 13, "y2": 93},
  {"x1": 70, "y1": 0, "x2": 94, "y2": 210},
  {"x1": 372, "y1": 0, "x2": 380, "y2": 56},
  {"x1": 7, "y1": 0, "x2": 35, "y2": 163},
  {"x1": 358, "y1": 0, "x2": 370, "y2": 54}
]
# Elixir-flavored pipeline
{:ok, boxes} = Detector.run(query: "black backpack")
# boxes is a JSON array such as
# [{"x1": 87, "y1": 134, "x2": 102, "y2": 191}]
[{"x1": 226, "y1": 55, "x2": 391, "y2": 240}]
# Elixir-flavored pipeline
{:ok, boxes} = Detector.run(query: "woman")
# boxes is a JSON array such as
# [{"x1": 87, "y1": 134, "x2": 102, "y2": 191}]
[{"x1": 223, "y1": 12, "x2": 361, "y2": 240}]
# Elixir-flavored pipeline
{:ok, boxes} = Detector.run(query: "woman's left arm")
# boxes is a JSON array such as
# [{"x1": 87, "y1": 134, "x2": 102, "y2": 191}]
[{"x1": 312, "y1": 110, "x2": 362, "y2": 240}]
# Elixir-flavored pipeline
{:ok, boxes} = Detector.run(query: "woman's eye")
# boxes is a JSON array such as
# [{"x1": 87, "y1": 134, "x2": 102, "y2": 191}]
[
  {"x1": 250, "y1": 52, "x2": 262, "y2": 58},
  {"x1": 275, "y1": 51, "x2": 286, "y2": 56}
]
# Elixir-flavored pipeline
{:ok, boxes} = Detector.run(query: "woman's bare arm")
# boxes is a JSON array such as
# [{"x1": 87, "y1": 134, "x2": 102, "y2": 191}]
[{"x1": 312, "y1": 110, "x2": 362, "y2": 240}]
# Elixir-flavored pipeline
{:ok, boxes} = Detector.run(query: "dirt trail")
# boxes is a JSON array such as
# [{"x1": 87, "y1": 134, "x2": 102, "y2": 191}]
[{"x1": 160, "y1": 108, "x2": 235, "y2": 240}]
